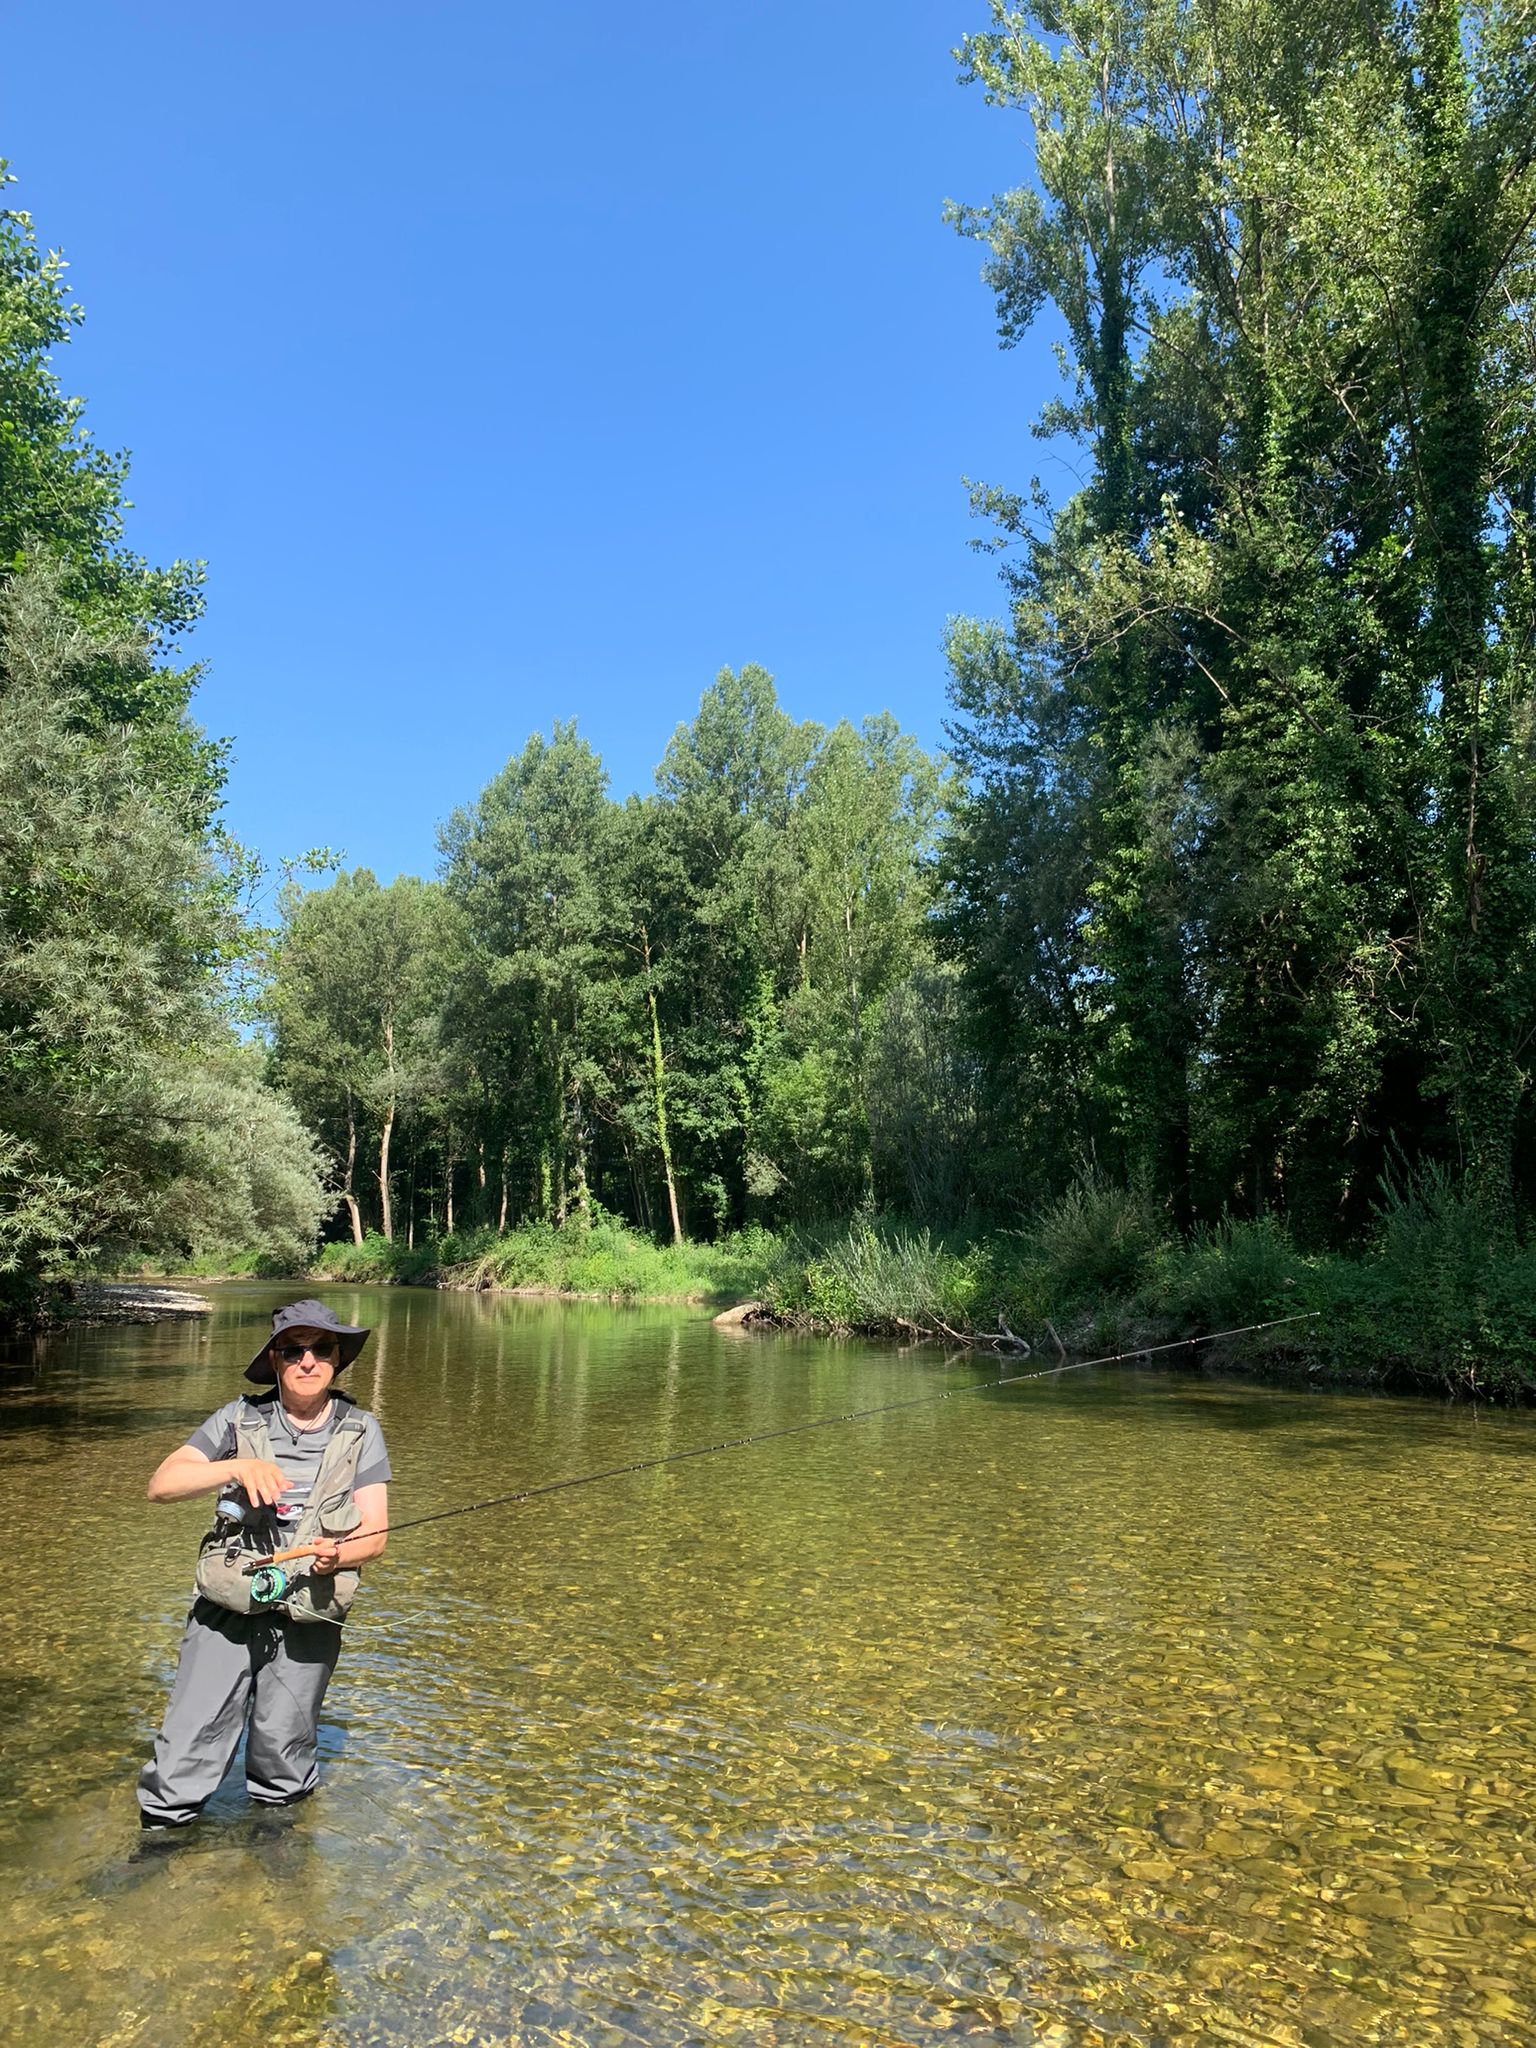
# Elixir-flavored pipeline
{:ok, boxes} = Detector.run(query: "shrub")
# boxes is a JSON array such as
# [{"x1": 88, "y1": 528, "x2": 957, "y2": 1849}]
[
  {"x1": 1335, "y1": 1165, "x2": 1536, "y2": 1397},
  {"x1": 1034, "y1": 1171, "x2": 1165, "y2": 1306},
  {"x1": 312, "y1": 1233, "x2": 439, "y2": 1285},
  {"x1": 1152, "y1": 1215, "x2": 1304, "y2": 1331},
  {"x1": 762, "y1": 1220, "x2": 980, "y2": 1334}
]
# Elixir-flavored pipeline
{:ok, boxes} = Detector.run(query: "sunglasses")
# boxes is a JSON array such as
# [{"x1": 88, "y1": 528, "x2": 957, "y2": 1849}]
[{"x1": 274, "y1": 1338, "x2": 338, "y2": 1365}]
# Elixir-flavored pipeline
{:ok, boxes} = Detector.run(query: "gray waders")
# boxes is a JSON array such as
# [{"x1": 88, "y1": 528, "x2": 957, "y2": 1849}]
[
  {"x1": 138, "y1": 1398, "x2": 372, "y2": 1827},
  {"x1": 137, "y1": 1600, "x2": 342, "y2": 1824}
]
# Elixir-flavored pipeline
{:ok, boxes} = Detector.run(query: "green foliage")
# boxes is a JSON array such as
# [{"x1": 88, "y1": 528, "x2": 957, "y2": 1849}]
[
  {"x1": 0, "y1": 176, "x2": 328, "y2": 1321},
  {"x1": 1310, "y1": 1163, "x2": 1536, "y2": 1399},
  {"x1": 461, "y1": 1218, "x2": 770, "y2": 1303},
  {"x1": 1149, "y1": 1218, "x2": 1304, "y2": 1334},
  {"x1": 944, "y1": 0, "x2": 1536, "y2": 1260},
  {"x1": 268, "y1": 867, "x2": 455, "y2": 1246},
  {"x1": 133, "y1": 1048, "x2": 331, "y2": 1274},
  {"x1": 146, "y1": 1246, "x2": 304, "y2": 1281},
  {"x1": 0, "y1": 562, "x2": 327, "y2": 1313},
  {"x1": 313, "y1": 1232, "x2": 442, "y2": 1287},
  {"x1": 0, "y1": 167, "x2": 213, "y2": 799},
  {"x1": 1032, "y1": 1172, "x2": 1164, "y2": 1308},
  {"x1": 864, "y1": 965, "x2": 983, "y2": 1224},
  {"x1": 771, "y1": 1223, "x2": 984, "y2": 1334},
  {"x1": 755, "y1": 1188, "x2": 1536, "y2": 1397},
  {"x1": 265, "y1": 667, "x2": 948, "y2": 1257},
  {"x1": 439, "y1": 723, "x2": 616, "y2": 1233},
  {"x1": 0, "y1": 1132, "x2": 73, "y2": 1316}
]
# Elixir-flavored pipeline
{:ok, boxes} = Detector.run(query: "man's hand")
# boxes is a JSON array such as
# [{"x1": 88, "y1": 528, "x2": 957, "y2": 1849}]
[
  {"x1": 148, "y1": 1444, "x2": 292, "y2": 1506},
  {"x1": 309, "y1": 1538, "x2": 343, "y2": 1575},
  {"x1": 224, "y1": 1458, "x2": 291, "y2": 1509}
]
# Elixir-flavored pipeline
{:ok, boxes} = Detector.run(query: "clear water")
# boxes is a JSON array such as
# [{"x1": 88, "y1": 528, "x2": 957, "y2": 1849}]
[{"x1": 2, "y1": 1283, "x2": 1535, "y2": 2046}]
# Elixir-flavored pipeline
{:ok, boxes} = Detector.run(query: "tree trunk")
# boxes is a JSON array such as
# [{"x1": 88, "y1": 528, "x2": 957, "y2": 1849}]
[
  {"x1": 642, "y1": 923, "x2": 684, "y2": 1244},
  {"x1": 1413, "y1": 0, "x2": 1517, "y2": 1223},
  {"x1": 342, "y1": 1091, "x2": 364, "y2": 1246},
  {"x1": 377, "y1": 1105, "x2": 395, "y2": 1243},
  {"x1": 377, "y1": 1018, "x2": 397, "y2": 1242},
  {"x1": 843, "y1": 893, "x2": 875, "y2": 1208},
  {"x1": 568, "y1": 1083, "x2": 589, "y2": 1226}
]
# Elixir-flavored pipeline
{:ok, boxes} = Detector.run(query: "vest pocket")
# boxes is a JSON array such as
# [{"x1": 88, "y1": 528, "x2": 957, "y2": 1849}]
[
  {"x1": 280, "y1": 1489, "x2": 362, "y2": 1624},
  {"x1": 316, "y1": 1493, "x2": 362, "y2": 1537},
  {"x1": 284, "y1": 1566, "x2": 360, "y2": 1626},
  {"x1": 194, "y1": 1530, "x2": 267, "y2": 1616}
]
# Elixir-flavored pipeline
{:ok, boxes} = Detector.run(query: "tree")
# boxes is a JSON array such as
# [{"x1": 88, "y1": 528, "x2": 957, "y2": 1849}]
[
  {"x1": 442, "y1": 725, "x2": 618, "y2": 1228},
  {"x1": 269, "y1": 871, "x2": 453, "y2": 1242},
  {"x1": 767, "y1": 716, "x2": 942, "y2": 1212},
  {"x1": 0, "y1": 561, "x2": 326, "y2": 1307},
  {"x1": 952, "y1": 0, "x2": 1200, "y2": 1219},
  {"x1": 648, "y1": 666, "x2": 818, "y2": 1231},
  {"x1": 946, "y1": 0, "x2": 1536, "y2": 1237},
  {"x1": 0, "y1": 166, "x2": 216, "y2": 814}
]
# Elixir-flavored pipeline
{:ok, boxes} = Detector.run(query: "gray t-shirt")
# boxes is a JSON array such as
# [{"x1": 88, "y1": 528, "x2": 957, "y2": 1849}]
[{"x1": 189, "y1": 1395, "x2": 390, "y2": 1539}]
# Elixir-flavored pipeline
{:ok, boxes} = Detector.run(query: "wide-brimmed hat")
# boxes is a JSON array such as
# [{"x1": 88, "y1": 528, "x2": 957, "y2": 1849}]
[{"x1": 244, "y1": 1299, "x2": 371, "y2": 1385}]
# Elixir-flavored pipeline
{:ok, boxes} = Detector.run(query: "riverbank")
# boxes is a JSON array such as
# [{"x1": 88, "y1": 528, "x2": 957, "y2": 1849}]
[
  {"x1": 110, "y1": 1182, "x2": 1536, "y2": 1400},
  {"x1": 65, "y1": 1282, "x2": 213, "y2": 1325}
]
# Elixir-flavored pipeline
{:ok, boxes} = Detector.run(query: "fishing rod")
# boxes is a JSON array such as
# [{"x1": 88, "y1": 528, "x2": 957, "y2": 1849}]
[{"x1": 239, "y1": 1310, "x2": 1319, "y2": 1605}]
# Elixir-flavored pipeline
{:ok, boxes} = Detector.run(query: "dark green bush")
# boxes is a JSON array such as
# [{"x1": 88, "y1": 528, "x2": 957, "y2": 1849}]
[
  {"x1": 1151, "y1": 1216, "x2": 1304, "y2": 1331},
  {"x1": 1034, "y1": 1172, "x2": 1165, "y2": 1306}
]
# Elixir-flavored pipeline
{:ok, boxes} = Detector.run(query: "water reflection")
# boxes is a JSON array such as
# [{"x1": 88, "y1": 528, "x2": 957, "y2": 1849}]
[{"x1": 2, "y1": 1284, "x2": 1534, "y2": 2045}]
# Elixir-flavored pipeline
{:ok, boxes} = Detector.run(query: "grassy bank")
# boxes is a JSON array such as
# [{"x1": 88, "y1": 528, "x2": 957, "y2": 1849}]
[
  {"x1": 118, "y1": 1171, "x2": 1536, "y2": 1399},
  {"x1": 311, "y1": 1219, "x2": 776, "y2": 1304},
  {"x1": 756, "y1": 1173, "x2": 1536, "y2": 1401}
]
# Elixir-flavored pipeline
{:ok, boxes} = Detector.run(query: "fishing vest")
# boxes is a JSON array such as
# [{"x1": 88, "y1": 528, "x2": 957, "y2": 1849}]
[{"x1": 194, "y1": 1396, "x2": 372, "y2": 1626}]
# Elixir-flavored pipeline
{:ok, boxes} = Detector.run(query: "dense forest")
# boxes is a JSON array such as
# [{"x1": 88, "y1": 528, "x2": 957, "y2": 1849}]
[
  {"x1": 271, "y1": 0, "x2": 1536, "y2": 1252},
  {"x1": 270, "y1": 691, "x2": 947, "y2": 1246},
  {"x1": 6, "y1": 2, "x2": 1536, "y2": 1385}
]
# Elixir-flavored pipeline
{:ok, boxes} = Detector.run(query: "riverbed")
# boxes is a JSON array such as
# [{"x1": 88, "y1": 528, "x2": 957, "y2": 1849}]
[{"x1": 2, "y1": 1282, "x2": 1533, "y2": 2046}]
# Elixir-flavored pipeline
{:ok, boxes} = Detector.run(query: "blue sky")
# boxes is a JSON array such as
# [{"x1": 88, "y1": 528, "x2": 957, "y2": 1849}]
[{"x1": 5, "y1": 1, "x2": 1063, "y2": 885}]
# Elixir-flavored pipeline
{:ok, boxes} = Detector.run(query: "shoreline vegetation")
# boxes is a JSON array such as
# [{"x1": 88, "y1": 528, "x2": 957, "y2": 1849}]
[{"x1": 105, "y1": 1167, "x2": 1536, "y2": 1401}]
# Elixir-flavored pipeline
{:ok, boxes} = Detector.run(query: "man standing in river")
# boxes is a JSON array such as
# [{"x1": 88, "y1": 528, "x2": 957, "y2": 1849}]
[{"x1": 137, "y1": 1300, "x2": 390, "y2": 1829}]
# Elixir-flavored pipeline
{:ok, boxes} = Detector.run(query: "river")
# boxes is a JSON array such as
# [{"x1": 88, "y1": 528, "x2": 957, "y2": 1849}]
[{"x1": 1, "y1": 1282, "x2": 1533, "y2": 2046}]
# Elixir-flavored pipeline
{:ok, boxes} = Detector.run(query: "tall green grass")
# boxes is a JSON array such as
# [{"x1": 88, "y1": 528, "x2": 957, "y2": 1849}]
[
  {"x1": 766, "y1": 1223, "x2": 986, "y2": 1335},
  {"x1": 1296, "y1": 1166, "x2": 1536, "y2": 1399},
  {"x1": 313, "y1": 1217, "x2": 779, "y2": 1304}
]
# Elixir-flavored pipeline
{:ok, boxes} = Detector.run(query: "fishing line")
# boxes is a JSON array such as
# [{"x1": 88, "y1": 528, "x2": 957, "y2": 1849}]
[{"x1": 247, "y1": 1311, "x2": 1318, "y2": 1582}]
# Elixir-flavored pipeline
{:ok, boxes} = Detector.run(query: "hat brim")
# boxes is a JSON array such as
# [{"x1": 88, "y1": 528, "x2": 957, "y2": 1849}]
[{"x1": 244, "y1": 1326, "x2": 370, "y2": 1386}]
